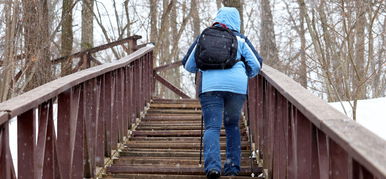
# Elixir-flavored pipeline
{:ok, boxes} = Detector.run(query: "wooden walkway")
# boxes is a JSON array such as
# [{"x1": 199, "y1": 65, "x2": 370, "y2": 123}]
[{"x1": 102, "y1": 99, "x2": 262, "y2": 178}]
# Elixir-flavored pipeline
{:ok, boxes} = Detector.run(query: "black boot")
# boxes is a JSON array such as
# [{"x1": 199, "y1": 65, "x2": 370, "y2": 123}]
[{"x1": 207, "y1": 170, "x2": 220, "y2": 179}]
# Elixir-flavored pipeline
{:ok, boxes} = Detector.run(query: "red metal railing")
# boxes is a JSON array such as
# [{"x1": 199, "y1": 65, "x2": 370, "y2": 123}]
[
  {"x1": 247, "y1": 65, "x2": 386, "y2": 179},
  {"x1": 0, "y1": 46, "x2": 154, "y2": 179}
]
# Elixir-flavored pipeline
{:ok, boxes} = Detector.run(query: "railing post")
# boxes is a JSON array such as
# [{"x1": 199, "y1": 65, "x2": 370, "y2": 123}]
[
  {"x1": 0, "y1": 45, "x2": 154, "y2": 178},
  {"x1": 0, "y1": 121, "x2": 16, "y2": 179},
  {"x1": 35, "y1": 101, "x2": 55, "y2": 179},
  {"x1": 96, "y1": 76, "x2": 105, "y2": 167},
  {"x1": 126, "y1": 38, "x2": 138, "y2": 54},
  {"x1": 17, "y1": 109, "x2": 35, "y2": 179},
  {"x1": 104, "y1": 72, "x2": 113, "y2": 157}
]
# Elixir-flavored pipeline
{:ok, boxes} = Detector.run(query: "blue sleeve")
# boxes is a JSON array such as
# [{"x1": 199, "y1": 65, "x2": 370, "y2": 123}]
[
  {"x1": 241, "y1": 37, "x2": 263, "y2": 78},
  {"x1": 182, "y1": 36, "x2": 199, "y2": 73}
]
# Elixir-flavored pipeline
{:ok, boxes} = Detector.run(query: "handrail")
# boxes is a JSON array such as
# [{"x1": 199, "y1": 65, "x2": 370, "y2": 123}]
[
  {"x1": 0, "y1": 45, "x2": 154, "y2": 178},
  {"x1": 52, "y1": 35, "x2": 142, "y2": 64},
  {"x1": 247, "y1": 65, "x2": 386, "y2": 179}
]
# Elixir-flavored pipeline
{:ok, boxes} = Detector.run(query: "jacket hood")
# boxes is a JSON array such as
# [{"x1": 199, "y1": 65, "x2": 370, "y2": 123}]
[{"x1": 214, "y1": 7, "x2": 241, "y2": 32}]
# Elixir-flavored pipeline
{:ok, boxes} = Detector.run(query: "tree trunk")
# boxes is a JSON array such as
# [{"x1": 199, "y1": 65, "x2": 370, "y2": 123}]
[
  {"x1": 353, "y1": 0, "x2": 366, "y2": 100},
  {"x1": 81, "y1": 0, "x2": 94, "y2": 50},
  {"x1": 373, "y1": 17, "x2": 386, "y2": 97},
  {"x1": 150, "y1": 0, "x2": 158, "y2": 44},
  {"x1": 61, "y1": 0, "x2": 74, "y2": 76},
  {"x1": 260, "y1": 0, "x2": 280, "y2": 69},
  {"x1": 163, "y1": 0, "x2": 179, "y2": 99},
  {"x1": 191, "y1": 0, "x2": 200, "y2": 38},
  {"x1": 0, "y1": 1, "x2": 19, "y2": 101},
  {"x1": 124, "y1": 0, "x2": 131, "y2": 37},
  {"x1": 298, "y1": 0, "x2": 307, "y2": 88},
  {"x1": 222, "y1": 0, "x2": 243, "y2": 34},
  {"x1": 216, "y1": 0, "x2": 222, "y2": 9},
  {"x1": 22, "y1": 0, "x2": 52, "y2": 91}
]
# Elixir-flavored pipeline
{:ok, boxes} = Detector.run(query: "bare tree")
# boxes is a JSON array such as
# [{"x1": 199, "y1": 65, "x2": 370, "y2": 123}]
[
  {"x1": 150, "y1": 0, "x2": 158, "y2": 44},
  {"x1": 216, "y1": 0, "x2": 222, "y2": 9},
  {"x1": 22, "y1": 0, "x2": 52, "y2": 91},
  {"x1": 296, "y1": 0, "x2": 385, "y2": 120},
  {"x1": 81, "y1": 0, "x2": 94, "y2": 50},
  {"x1": 61, "y1": 0, "x2": 74, "y2": 76},
  {"x1": 0, "y1": 1, "x2": 20, "y2": 101},
  {"x1": 260, "y1": 0, "x2": 280, "y2": 69},
  {"x1": 191, "y1": 0, "x2": 200, "y2": 38}
]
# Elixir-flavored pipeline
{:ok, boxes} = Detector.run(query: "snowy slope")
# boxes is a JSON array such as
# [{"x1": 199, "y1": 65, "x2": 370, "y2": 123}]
[{"x1": 329, "y1": 97, "x2": 386, "y2": 141}]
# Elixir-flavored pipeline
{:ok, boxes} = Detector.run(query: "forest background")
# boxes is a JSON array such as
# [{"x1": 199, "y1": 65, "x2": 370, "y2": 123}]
[{"x1": 0, "y1": 0, "x2": 385, "y2": 120}]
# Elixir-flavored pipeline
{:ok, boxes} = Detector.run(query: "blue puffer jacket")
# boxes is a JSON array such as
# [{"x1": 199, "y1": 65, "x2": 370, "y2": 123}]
[{"x1": 182, "y1": 7, "x2": 263, "y2": 95}]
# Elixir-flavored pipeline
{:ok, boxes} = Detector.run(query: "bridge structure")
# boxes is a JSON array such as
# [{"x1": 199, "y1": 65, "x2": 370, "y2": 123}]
[{"x1": 0, "y1": 36, "x2": 386, "y2": 179}]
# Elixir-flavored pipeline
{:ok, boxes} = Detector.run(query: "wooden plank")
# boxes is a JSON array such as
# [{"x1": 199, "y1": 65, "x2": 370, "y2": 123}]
[
  {"x1": 124, "y1": 142, "x2": 249, "y2": 150},
  {"x1": 132, "y1": 129, "x2": 246, "y2": 137},
  {"x1": 153, "y1": 60, "x2": 183, "y2": 72},
  {"x1": 17, "y1": 109, "x2": 35, "y2": 179},
  {"x1": 316, "y1": 130, "x2": 329, "y2": 179},
  {"x1": 261, "y1": 65, "x2": 386, "y2": 178},
  {"x1": 0, "y1": 123, "x2": 16, "y2": 179},
  {"x1": 42, "y1": 101, "x2": 56, "y2": 179},
  {"x1": 35, "y1": 102, "x2": 50, "y2": 179},
  {"x1": 296, "y1": 112, "x2": 312, "y2": 178},
  {"x1": 107, "y1": 166, "x2": 254, "y2": 175},
  {"x1": 150, "y1": 103, "x2": 201, "y2": 109},
  {"x1": 154, "y1": 73, "x2": 190, "y2": 99},
  {"x1": 0, "y1": 112, "x2": 8, "y2": 126},
  {"x1": 0, "y1": 45, "x2": 154, "y2": 119},
  {"x1": 128, "y1": 136, "x2": 249, "y2": 142},
  {"x1": 151, "y1": 99, "x2": 199, "y2": 104},
  {"x1": 147, "y1": 109, "x2": 201, "y2": 114},
  {"x1": 142, "y1": 115, "x2": 201, "y2": 121},
  {"x1": 329, "y1": 140, "x2": 349, "y2": 179},
  {"x1": 53, "y1": 35, "x2": 142, "y2": 63},
  {"x1": 103, "y1": 173, "x2": 253, "y2": 179},
  {"x1": 113, "y1": 158, "x2": 253, "y2": 166}
]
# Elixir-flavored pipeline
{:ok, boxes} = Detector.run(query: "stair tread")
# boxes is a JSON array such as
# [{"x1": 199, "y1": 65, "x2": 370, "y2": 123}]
[
  {"x1": 103, "y1": 174, "x2": 255, "y2": 179},
  {"x1": 103, "y1": 100, "x2": 261, "y2": 178}
]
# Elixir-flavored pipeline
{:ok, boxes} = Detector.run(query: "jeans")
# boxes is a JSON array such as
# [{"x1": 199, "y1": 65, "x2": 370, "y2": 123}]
[{"x1": 199, "y1": 91, "x2": 246, "y2": 175}]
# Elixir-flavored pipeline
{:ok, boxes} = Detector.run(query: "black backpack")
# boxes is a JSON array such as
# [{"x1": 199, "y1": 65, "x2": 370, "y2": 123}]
[{"x1": 195, "y1": 23, "x2": 238, "y2": 70}]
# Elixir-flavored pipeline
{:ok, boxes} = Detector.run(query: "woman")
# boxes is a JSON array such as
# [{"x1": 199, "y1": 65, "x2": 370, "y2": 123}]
[{"x1": 182, "y1": 7, "x2": 262, "y2": 179}]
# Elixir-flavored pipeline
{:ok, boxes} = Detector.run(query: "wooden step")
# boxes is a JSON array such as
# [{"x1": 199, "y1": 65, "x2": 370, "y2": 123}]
[
  {"x1": 150, "y1": 103, "x2": 201, "y2": 109},
  {"x1": 139, "y1": 121, "x2": 201, "y2": 125},
  {"x1": 147, "y1": 109, "x2": 202, "y2": 114},
  {"x1": 112, "y1": 157, "x2": 253, "y2": 166},
  {"x1": 102, "y1": 99, "x2": 261, "y2": 179},
  {"x1": 136, "y1": 125, "x2": 245, "y2": 130},
  {"x1": 106, "y1": 166, "x2": 258, "y2": 176},
  {"x1": 128, "y1": 136, "x2": 249, "y2": 142},
  {"x1": 151, "y1": 99, "x2": 200, "y2": 104},
  {"x1": 119, "y1": 151, "x2": 250, "y2": 158},
  {"x1": 142, "y1": 115, "x2": 201, "y2": 121},
  {"x1": 103, "y1": 173, "x2": 255, "y2": 179},
  {"x1": 124, "y1": 142, "x2": 249, "y2": 150},
  {"x1": 132, "y1": 129, "x2": 247, "y2": 137}
]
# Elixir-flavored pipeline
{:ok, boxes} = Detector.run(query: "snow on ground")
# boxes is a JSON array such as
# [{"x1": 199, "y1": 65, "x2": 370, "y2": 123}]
[{"x1": 329, "y1": 97, "x2": 386, "y2": 141}]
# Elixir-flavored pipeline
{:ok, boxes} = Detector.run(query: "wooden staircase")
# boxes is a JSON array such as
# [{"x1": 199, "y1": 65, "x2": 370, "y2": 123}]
[{"x1": 102, "y1": 99, "x2": 261, "y2": 179}]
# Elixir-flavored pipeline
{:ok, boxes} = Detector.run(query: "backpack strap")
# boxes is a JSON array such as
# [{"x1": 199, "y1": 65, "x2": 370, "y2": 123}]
[{"x1": 212, "y1": 22, "x2": 228, "y2": 29}]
